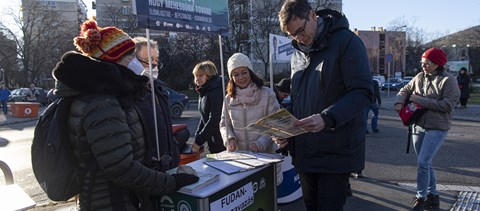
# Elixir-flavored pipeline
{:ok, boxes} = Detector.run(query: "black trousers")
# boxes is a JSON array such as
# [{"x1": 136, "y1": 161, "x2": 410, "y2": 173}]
[
  {"x1": 299, "y1": 172, "x2": 350, "y2": 211},
  {"x1": 460, "y1": 98, "x2": 468, "y2": 106}
]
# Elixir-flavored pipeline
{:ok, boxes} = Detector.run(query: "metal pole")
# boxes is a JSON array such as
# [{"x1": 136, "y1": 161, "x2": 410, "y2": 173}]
[
  {"x1": 146, "y1": 29, "x2": 161, "y2": 160},
  {"x1": 387, "y1": 62, "x2": 391, "y2": 99},
  {"x1": 269, "y1": 39, "x2": 274, "y2": 89},
  {"x1": 218, "y1": 34, "x2": 228, "y2": 145}
]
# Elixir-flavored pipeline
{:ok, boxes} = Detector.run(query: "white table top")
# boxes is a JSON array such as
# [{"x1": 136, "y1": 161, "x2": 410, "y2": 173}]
[
  {"x1": 177, "y1": 158, "x2": 269, "y2": 198},
  {"x1": 0, "y1": 184, "x2": 36, "y2": 211}
]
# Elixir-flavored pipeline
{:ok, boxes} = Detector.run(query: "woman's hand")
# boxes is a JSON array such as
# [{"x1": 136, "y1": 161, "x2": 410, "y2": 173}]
[
  {"x1": 191, "y1": 143, "x2": 201, "y2": 153},
  {"x1": 272, "y1": 137, "x2": 288, "y2": 149},
  {"x1": 249, "y1": 143, "x2": 262, "y2": 152},
  {"x1": 227, "y1": 138, "x2": 238, "y2": 152},
  {"x1": 394, "y1": 103, "x2": 403, "y2": 113}
]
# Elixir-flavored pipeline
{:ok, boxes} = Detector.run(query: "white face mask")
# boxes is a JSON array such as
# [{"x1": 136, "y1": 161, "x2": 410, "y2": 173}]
[
  {"x1": 127, "y1": 57, "x2": 145, "y2": 75},
  {"x1": 141, "y1": 66, "x2": 159, "y2": 79}
]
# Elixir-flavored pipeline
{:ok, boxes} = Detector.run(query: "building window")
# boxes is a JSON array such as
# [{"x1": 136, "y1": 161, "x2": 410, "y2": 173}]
[{"x1": 122, "y1": 6, "x2": 129, "y2": 15}]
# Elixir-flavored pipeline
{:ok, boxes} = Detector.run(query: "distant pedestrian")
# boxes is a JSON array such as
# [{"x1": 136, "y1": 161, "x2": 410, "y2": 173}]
[
  {"x1": 273, "y1": 78, "x2": 291, "y2": 107},
  {"x1": 366, "y1": 78, "x2": 381, "y2": 134},
  {"x1": 457, "y1": 67, "x2": 470, "y2": 109},
  {"x1": 394, "y1": 48, "x2": 460, "y2": 210},
  {"x1": 0, "y1": 85, "x2": 11, "y2": 115},
  {"x1": 192, "y1": 61, "x2": 226, "y2": 154},
  {"x1": 27, "y1": 83, "x2": 39, "y2": 102}
]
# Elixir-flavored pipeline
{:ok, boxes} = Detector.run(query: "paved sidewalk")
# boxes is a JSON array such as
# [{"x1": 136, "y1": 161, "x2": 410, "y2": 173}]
[{"x1": 1, "y1": 97, "x2": 479, "y2": 211}]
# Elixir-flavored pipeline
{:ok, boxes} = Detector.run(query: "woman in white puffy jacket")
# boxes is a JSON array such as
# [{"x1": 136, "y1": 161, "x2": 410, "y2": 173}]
[{"x1": 220, "y1": 53, "x2": 280, "y2": 153}]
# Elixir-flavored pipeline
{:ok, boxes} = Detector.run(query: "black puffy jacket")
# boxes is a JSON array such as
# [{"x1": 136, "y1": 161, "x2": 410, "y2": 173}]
[
  {"x1": 288, "y1": 10, "x2": 374, "y2": 174},
  {"x1": 194, "y1": 76, "x2": 226, "y2": 153},
  {"x1": 52, "y1": 51, "x2": 177, "y2": 210}
]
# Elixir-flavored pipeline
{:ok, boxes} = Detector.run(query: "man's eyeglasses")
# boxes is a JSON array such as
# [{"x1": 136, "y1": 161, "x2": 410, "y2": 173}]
[
  {"x1": 289, "y1": 18, "x2": 308, "y2": 39},
  {"x1": 137, "y1": 58, "x2": 163, "y2": 69},
  {"x1": 138, "y1": 58, "x2": 158, "y2": 65}
]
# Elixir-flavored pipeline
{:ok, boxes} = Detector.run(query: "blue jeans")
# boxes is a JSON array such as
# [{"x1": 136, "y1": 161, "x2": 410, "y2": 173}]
[
  {"x1": 411, "y1": 125, "x2": 447, "y2": 198},
  {"x1": 365, "y1": 102, "x2": 378, "y2": 130},
  {"x1": 1, "y1": 100, "x2": 7, "y2": 114}
]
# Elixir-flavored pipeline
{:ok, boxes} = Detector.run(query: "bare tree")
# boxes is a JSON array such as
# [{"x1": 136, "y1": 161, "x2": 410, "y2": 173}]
[
  {"x1": 250, "y1": 0, "x2": 283, "y2": 79},
  {"x1": 98, "y1": 3, "x2": 138, "y2": 35},
  {"x1": 0, "y1": 0, "x2": 76, "y2": 87},
  {"x1": 162, "y1": 33, "x2": 219, "y2": 89},
  {"x1": 0, "y1": 32, "x2": 19, "y2": 87},
  {"x1": 223, "y1": 0, "x2": 251, "y2": 58}
]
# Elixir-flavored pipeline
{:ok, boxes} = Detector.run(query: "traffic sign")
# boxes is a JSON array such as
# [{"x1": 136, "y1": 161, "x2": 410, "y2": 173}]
[{"x1": 385, "y1": 53, "x2": 393, "y2": 62}]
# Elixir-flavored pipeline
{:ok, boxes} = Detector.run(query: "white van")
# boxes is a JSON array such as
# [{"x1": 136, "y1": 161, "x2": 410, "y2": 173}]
[{"x1": 373, "y1": 75, "x2": 385, "y2": 85}]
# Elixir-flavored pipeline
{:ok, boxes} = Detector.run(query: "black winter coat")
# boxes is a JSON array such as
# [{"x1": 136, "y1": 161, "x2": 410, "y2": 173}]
[
  {"x1": 136, "y1": 79, "x2": 180, "y2": 171},
  {"x1": 52, "y1": 51, "x2": 177, "y2": 210},
  {"x1": 288, "y1": 9, "x2": 374, "y2": 174},
  {"x1": 457, "y1": 74, "x2": 470, "y2": 99},
  {"x1": 194, "y1": 76, "x2": 226, "y2": 153}
]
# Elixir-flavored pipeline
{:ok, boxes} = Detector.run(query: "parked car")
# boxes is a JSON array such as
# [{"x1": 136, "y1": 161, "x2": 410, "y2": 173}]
[
  {"x1": 381, "y1": 78, "x2": 404, "y2": 91},
  {"x1": 43, "y1": 87, "x2": 189, "y2": 118},
  {"x1": 402, "y1": 76, "x2": 414, "y2": 85},
  {"x1": 373, "y1": 75, "x2": 386, "y2": 85},
  {"x1": 165, "y1": 87, "x2": 189, "y2": 119},
  {"x1": 8, "y1": 87, "x2": 48, "y2": 105}
]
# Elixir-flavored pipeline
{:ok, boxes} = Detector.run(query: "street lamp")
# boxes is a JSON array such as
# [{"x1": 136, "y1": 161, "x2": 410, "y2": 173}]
[{"x1": 0, "y1": 68, "x2": 5, "y2": 84}]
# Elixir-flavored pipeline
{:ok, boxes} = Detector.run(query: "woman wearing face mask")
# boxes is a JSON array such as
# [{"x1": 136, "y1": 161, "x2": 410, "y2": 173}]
[
  {"x1": 192, "y1": 61, "x2": 226, "y2": 154},
  {"x1": 220, "y1": 53, "x2": 280, "y2": 152},
  {"x1": 51, "y1": 20, "x2": 198, "y2": 210}
]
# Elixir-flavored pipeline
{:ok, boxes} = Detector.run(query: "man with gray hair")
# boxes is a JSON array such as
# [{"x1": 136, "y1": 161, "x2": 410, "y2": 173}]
[
  {"x1": 133, "y1": 37, "x2": 160, "y2": 79},
  {"x1": 133, "y1": 36, "x2": 180, "y2": 171}
]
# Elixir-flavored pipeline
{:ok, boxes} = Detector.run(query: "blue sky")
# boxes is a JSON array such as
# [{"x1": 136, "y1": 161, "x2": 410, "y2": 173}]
[
  {"x1": 3, "y1": 0, "x2": 479, "y2": 40},
  {"x1": 343, "y1": 0, "x2": 480, "y2": 39}
]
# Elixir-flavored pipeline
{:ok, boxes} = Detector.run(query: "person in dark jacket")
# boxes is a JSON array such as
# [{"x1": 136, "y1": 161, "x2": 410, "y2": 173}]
[
  {"x1": 457, "y1": 67, "x2": 470, "y2": 109},
  {"x1": 276, "y1": 1, "x2": 374, "y2": 210},
  {"x1": 191, "y1": 61, "x2": 226, "y2": 153},
  {"x1": 0, "y1": 85, "x2": 10, "y2": 115},
  {"x1": 133, "y1": 36, "x2": 180, "y2": 171},
  {"x1": 51, "y1": 20, "x2": 198, "y2": 210},
  {"x1": 273, "y1": 78, "x2": 291, "y2": 106},
  {"x1": 366, "y1": 79, "x2": 382, "y2": 134}
]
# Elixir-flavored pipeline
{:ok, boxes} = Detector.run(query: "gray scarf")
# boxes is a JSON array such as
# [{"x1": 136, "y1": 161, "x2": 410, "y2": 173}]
[{"x1": 297, "y1": 16, "x2": 325, "y2": 53}]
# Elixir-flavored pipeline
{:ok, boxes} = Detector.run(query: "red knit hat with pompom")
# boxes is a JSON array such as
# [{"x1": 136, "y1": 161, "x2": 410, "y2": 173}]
[{"x1": 73, "y1": 20, "x2": 135, "y2": 62}]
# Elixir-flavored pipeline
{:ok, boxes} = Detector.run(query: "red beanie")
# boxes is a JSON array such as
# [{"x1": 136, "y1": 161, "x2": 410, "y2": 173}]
[{"x1": 422, "y1": 48, "x2": 447, "y2": 66}]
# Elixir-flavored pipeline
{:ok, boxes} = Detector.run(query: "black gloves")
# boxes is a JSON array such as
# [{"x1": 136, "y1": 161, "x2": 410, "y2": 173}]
[{"x1": 171, "y1": 173, "x2": 199, "y2": 190}]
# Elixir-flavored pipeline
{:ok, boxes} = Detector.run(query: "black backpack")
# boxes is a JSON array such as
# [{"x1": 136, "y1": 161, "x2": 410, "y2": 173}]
[{"x1": 31, "y1": 97, "x2": 94, "y2": 201}]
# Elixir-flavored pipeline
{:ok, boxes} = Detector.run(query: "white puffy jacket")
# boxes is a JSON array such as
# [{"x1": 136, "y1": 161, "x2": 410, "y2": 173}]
[{"x1": 220, "y1": 86, "x2": 280, "y2": 152}]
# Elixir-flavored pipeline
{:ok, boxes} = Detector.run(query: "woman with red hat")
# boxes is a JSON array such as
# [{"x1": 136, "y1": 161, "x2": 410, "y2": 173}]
[{"x1": 394, "y1": 48, "x2": 460, "y2": 210}]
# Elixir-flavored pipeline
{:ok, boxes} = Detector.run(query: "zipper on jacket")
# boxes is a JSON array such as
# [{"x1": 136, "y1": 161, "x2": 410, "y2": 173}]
[{"x1": 243, "y1": 103, "x2": 249, "y2": 145}]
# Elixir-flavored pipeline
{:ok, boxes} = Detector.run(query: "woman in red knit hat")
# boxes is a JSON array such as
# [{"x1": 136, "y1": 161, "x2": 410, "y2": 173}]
[
  {"x1": 48, "y1": 20, "x2": 198, "y2": 210},
  {"x1": 394, "y1": 48, "x2": 460, "y2": 210}
]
